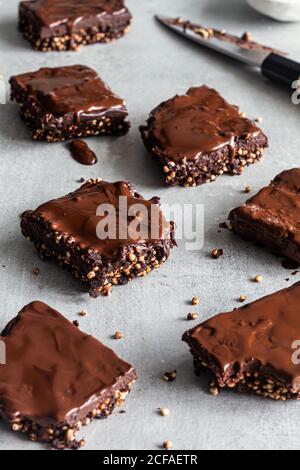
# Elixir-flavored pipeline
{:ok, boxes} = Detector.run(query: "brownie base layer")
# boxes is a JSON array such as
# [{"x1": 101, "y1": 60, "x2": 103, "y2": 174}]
[
  {"x1": 21, "y1": 183, "x2": 176, "y2": 297},
  {"x1": 1, "y1": 371, "x2": 136, "y2": 450},
  {"x1": 140, "y1": 126, "x2": 268, "y2": 187},
  {"x1": 19, "y1": 12, "x2": 131, "y2": 52},
  {"x1": 10, "y1": 81, "x2": 130, "y2": 142},
  {"x1": 185, "y1": 343, "x2": 299, "y2": 401}
]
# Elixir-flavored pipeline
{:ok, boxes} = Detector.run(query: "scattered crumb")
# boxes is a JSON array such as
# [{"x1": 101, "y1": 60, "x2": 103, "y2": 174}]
[
  {"x1": 254, "y1": 275, "x2": 263, "y2": 283},
  {"x1": 163, "y1": 440, "x2": 173, "y2": 450},
  {"x1": 209, "y1": 386, "x2": 219, "y2": 396},
  {"x1": 33, "y1": 267, "x2": 40, "y2": 275},
  {"x1": 191, "y1": 296, "x2": 199, "y2": 305},
  {"x1": 159, "y1": 407, "x2": 170, "y2": 417},
  {"x1": 119, "y1": 410, "x2": 127, "y2": 414},
  {"x1": 114, "y1": 331, "x2": 123, "y2": 340},
  {"x1": 73, "y1": 320, "x2": 79, "y2": 327},
  {"x1": 239, "y1": 295, "x2": 247, "y2": 302},
  {"x1": 244, "y1": 186, "x2": 252, "y2": 193},
  {"x1": 292, "y1": 271, "x2": 299, "y2": 276},
  {"x1": 77, "y1": 177, "x2": 85, "y2": 183},
  {"x1": 187, "y1": 312, "x2": 198, "y2": 321},
  {"x1": 211, "y1": 248, "x2": 224, "y2": 259},
  {"x1": 255, "y1": 116, "x2": 263, "y2": 123},
  {"x1": 241, "y1": 31, "x2": 253, "y2": 41},
  {"x1": 79, "y1": 310, "x2": 88, "y2": 317},
  {"x1": 163, "y1": 370, "x2": 177, "y2": 382}
]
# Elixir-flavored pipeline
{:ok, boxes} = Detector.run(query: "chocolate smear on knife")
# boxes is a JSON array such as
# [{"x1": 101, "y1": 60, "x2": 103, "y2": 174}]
[{"x1": 167, "y1": 17, "x2": 286, "y2": 56}]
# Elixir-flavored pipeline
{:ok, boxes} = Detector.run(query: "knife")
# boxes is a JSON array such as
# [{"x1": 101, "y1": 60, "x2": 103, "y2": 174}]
[{"x1": 155, "y1": 15, "x2": 300, "y2": 89}]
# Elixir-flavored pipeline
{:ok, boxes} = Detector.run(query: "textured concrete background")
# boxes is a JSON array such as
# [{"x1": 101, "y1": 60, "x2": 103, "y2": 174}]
[{"x1": 0, "y1": 0, "x2": 300, "y2": 450}]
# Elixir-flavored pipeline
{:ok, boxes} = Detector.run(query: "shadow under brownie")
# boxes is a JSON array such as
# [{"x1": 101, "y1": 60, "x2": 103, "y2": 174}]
[
  {"x1": 0, "y1": 301, "x2": 136, "y2": 449},
  {"x1": 19, "y1": 0, "x2": 132, "y2": 51},
  {"x1": 10, "y1": 65, "x2": 130, "y2": 142},
  {"x1": 183, "y1": 282, "x2": 300, "y2": 400},
  {"x1": 21, "y1": 179, "x2": 176, "y2": 297},
  {"x1": 229, "y1": 168, "x2": 300, "y2": 264},
  {"x1": 140, "y1": 86, "x2": 268, "y2": 187}
]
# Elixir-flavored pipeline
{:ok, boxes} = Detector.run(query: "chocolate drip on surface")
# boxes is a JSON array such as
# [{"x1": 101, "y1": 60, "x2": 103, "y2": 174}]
[{"x1": 69, "y1": 140, "x2": 97, "y2": 166}]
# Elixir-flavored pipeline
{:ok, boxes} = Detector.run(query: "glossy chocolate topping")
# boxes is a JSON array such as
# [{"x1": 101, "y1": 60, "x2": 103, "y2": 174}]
[
  {"x1": 149, "y1": 86, "x2": 261, "y2": 162},
  {"x1": 0, "y1": 301, "x2": 134, "y2": 425},
  {"x1": 33, "y1": 180, "x2": 171, "y2": 254},
  {"x1": 185, "y1": 282, "x2": 300, "y2": 387},
  {"x1": 69, "y1": 140, "x2": 97, "y2": 166},
  {"x1": 13, "y1": 65, "x2": 126, "y2": 117},
  {"x1": 231, "y1": 168, "x2": 300, "y2": 247},
  {"x1": 21, "y1": 0, "x2": 130, "y2": 29}
]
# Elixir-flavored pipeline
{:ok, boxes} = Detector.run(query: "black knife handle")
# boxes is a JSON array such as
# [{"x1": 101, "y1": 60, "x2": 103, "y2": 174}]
[{"x1": 261, "y1": 53, "x2": 300, "y2": 88}]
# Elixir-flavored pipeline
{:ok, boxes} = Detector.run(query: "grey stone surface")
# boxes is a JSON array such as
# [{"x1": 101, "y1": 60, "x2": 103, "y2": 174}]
[{"x1": 0, "y1": 0, "x2": 300, "y2": 451}]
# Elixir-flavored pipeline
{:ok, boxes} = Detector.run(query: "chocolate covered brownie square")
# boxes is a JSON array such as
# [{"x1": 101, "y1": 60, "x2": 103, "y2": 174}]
[
  {"x1": 10, "y1": 65, "x2": 130, "y2": 142},
  {"x1": 0, "y1": 301, "x2": 136, "y2": 449}
]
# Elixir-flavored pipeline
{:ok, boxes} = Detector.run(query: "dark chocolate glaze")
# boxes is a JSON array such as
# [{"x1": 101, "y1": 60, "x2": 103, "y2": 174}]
[
  {"x1": 11, "y1": 65, "x2": 126, "y2": 118},
  {"x1": 184, "y1": 282, "x2": 300, "y2": 389},
  {"x1": 229, "y1": 168, "x2": 300, "y2": 263},
  {"x1": 20, "y1": 0, "x2": 131, "y2": 34},
  {"x1": 69, "y1": 140, "x2": 97, "y2": 166},
  {"x1": 0, "y1": 301, "x2": 135, "y2": 426},
  {"x1": 31, "y1": 180, "x2": 171, "y2": 255},
  {"x1": 145, "y1": 86, "x2": 262, "y2": 162}
]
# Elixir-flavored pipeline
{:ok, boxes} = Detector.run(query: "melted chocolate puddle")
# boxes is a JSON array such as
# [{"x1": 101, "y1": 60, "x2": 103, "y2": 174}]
[
  {"x1": 69, "y1": 140, "x2": 97, "y2": 166},
  {"x1": 281, "y1": 259, "x2": 300, "y2": 270}
]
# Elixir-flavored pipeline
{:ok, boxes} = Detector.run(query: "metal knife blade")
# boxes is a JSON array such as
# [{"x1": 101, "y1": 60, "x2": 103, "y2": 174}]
[{"x1": 155, "y1": 15, "x2": 271, "y2": 68}]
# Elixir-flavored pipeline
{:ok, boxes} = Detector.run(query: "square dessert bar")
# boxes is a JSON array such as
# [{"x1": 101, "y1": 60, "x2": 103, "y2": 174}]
[
  {"x1": 10, "y1": 65, "x2": 130, "y2": 142},
  {"x1": 183, "y1": 282, "x2": 300, "y2": 400},
  {"x1": 19, "y1": 0, "x2": 132, "y2": 51},
  {"x1": 0, "y1": 301, "x2": 137, "y2": 449},
  {"x1": 140, "y1": 86, "x2": 268, "y2": 187},
  {"x1": 21, "y1": 179, "x2": 176, "y2": 297},
  {"x1": 229, "y1": 168, "x2": 300, "y2": 263}
]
